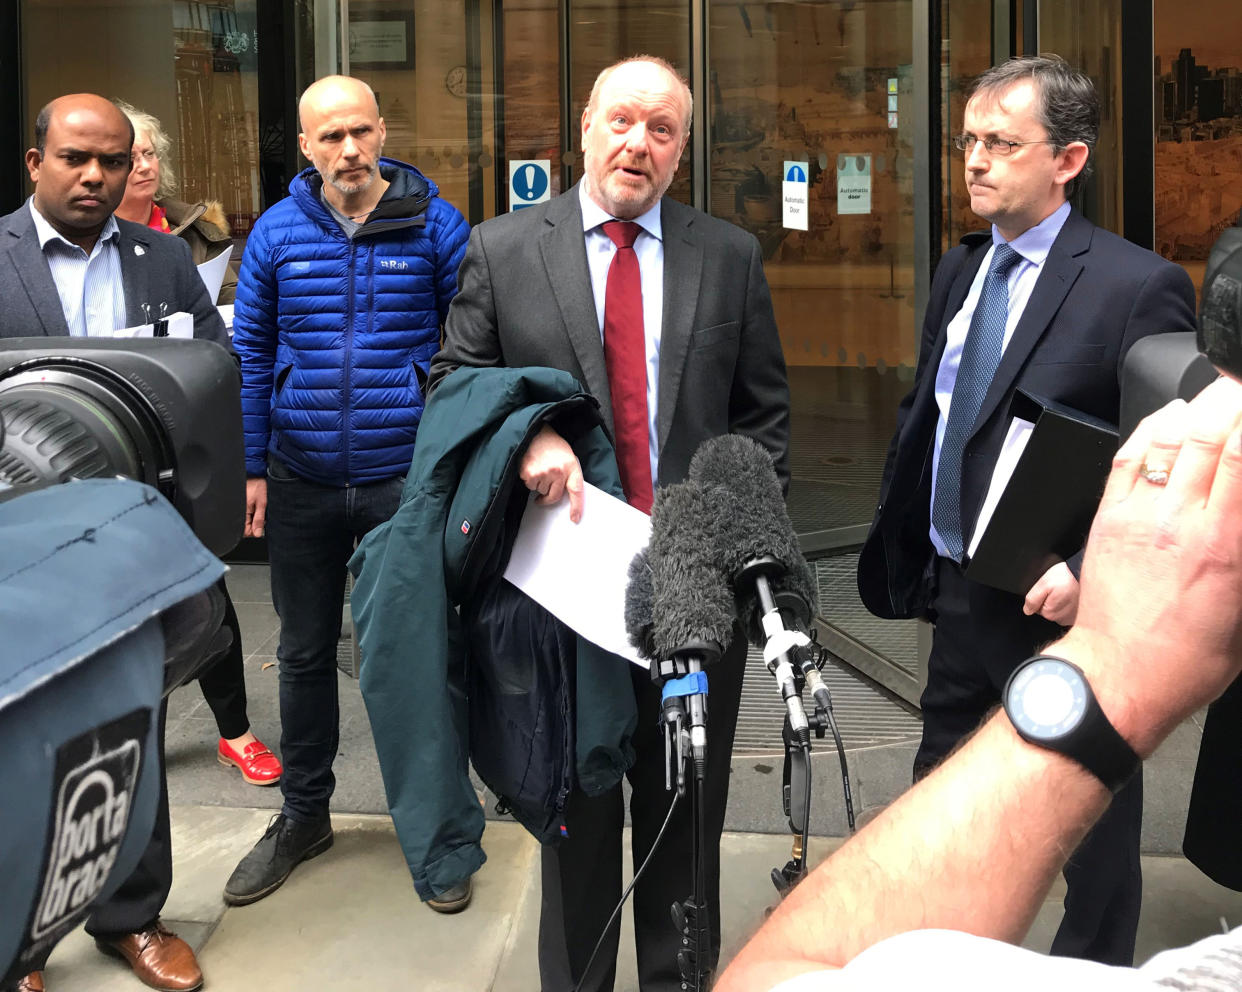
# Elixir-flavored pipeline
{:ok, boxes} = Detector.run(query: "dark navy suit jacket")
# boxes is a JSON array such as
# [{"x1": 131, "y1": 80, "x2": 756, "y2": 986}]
[{"x1": 857, "y1": 207, "x2": 1197, "y2": 620}]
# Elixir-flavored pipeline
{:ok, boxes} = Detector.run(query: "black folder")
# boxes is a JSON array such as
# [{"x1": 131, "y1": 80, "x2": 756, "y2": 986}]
[{"x1": 963, "y1": 391, "x2": 1117, "y2": 596}]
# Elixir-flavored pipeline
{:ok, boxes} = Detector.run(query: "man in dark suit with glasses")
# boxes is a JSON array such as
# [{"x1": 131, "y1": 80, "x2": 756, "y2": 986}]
[{"x1": 858, "y1": 55, "x2": 1196, "y2": 966}]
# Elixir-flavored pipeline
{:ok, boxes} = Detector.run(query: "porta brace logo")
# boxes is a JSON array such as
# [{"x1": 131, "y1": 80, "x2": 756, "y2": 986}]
[{"x1": 32, "y1": 732, "x2": 142, "y2": 939}]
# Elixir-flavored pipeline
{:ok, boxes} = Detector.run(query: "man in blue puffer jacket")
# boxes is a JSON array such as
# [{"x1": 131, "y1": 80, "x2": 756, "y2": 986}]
[{"x1": 225, "y1": 74, "x2": 469, "y2": 909}]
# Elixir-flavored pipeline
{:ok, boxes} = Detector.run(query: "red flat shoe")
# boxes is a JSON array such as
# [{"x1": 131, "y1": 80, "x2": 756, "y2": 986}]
[{"x1": 218, "y1": 737, "x2": 283, "y2": 786}]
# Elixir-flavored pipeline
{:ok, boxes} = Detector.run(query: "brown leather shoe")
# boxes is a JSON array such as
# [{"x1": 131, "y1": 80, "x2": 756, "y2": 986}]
[
  {"x1": 17, "y1": 973, "x2": 44, "y2": 992},
  {"x1": 95, "y1": 921, "x2": 203, "y2": 992}
]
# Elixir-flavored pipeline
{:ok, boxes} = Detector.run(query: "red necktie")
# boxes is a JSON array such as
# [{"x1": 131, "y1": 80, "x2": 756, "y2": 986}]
[{"x1": 602, "y1": 220, "x2": 654, "y2": 514}]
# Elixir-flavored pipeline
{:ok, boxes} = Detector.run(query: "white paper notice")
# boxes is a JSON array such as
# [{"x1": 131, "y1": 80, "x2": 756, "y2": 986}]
[
  {"x1": 967, "y1": 416, "x2": 1035, "y2": 559},
  {"x1": 197, "y1": 246, "x2": 234, "y2": 304},
  {"x1": 782, "y1": 161, "x2": 809, "y2": 231},
  {"x1": 503, "y1": 482, "x2": 653, "y2": 668},
  {"x1": 837, "y1": 153, "x2": 872, "y2": 215}
]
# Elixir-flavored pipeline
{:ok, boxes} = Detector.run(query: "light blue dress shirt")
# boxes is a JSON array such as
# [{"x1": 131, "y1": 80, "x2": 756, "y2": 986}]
[
  {"x1": 29, "y1": 198, "x2": 127, "y2": 337},
  {"x1": 580, "y1": 183, "x2": 665, "y2": 486},
  {"x1": 929, "y1": 200, "x2": 1072, "y2": 557}
]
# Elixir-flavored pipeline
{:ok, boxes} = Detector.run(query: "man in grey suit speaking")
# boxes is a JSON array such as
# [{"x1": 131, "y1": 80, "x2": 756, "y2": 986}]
[
  {"x1": 431, "y1": 56, "x2": 790, "y2": 992},
  {"x1": 0, "y1": 93, "x2": 225, "y2": 992}
]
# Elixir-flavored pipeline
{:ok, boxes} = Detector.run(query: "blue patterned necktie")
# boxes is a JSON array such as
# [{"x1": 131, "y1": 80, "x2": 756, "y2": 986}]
[{"x1": 932, "y1": 242, "x2": 1023, "y2": 563}]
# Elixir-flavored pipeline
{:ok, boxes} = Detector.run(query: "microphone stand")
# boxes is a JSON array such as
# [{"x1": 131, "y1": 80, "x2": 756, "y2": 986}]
[
  {"x1": 733, "y1": 558, "x2": 857, "y2": 897},
  {"x1": 650, "y1": 639, "x2": 717, "y2": 992}
]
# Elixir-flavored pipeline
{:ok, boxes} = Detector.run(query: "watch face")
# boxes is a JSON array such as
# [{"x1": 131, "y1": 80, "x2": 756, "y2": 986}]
[{"x1": 1008, "y1": 659, "x2": 1088, "y2": 740}]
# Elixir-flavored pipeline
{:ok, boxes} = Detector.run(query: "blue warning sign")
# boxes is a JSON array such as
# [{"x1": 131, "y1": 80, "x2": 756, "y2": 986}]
[
  {"x1": 785, "y1": 164, "x2": 806, "y2": 183},
  {"x1": 509, "y1": 160, "x2": 551, "y2": 210}
]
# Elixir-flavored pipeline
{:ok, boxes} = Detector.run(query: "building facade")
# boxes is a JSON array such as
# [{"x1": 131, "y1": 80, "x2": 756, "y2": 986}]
[{"x1": 3, "y1": 0, "x2": 1237, "y2": 702}]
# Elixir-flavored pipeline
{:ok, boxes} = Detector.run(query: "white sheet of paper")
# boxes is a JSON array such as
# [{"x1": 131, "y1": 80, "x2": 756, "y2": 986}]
[
  {"x1": 968, "y1": 416, "x2": 1035, "y2": 559},
  {"x1": 503, "y1": 481, "x2": 652, "y2": 668},
  {"x1": 197, "y1": 246, "x2": 234, "y2": 305},
  {"x1": 217, "y1": 303, "x2": 234, "y2": 336},
  {"x1": 105, "y1": 311, "x2": 195, "y2": 339}
]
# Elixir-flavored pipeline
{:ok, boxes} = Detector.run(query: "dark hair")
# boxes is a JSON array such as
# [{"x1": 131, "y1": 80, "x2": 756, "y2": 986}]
[
  {"x1": 969, "y1": 54, "x2": 1099, "y2": 199},
  {"x1": 34, "y1": 104, "x2": 51, "y2": 156}
]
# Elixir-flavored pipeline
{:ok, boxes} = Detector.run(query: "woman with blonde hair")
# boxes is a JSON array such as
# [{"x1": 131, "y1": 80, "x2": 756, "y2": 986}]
[{"x1": 114, "y1": 100, "x2": 238, "y2": 303}]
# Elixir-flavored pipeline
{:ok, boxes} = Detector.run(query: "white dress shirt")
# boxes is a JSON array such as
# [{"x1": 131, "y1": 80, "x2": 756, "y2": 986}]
[
  {"x1": 29, "y1": 198, "x2": 127, "y2": 337},
  {"x1": 928, "y1": 200, "x2": 1072, "y2": 557}
]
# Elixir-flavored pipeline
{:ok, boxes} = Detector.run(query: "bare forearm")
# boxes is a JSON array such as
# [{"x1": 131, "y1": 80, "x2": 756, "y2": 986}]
[{"x1": 716, "y1": 713, "x2": 1108, "y2": 991}]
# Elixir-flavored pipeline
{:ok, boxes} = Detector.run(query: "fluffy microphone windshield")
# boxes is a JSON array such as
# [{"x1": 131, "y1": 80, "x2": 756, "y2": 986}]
[
  {"x1": 645, "y1": 480, "x2": 736, "y2": 660},
  {"x1": 624, "y1": 548, "x2": 657, "y2": 660},
  {"x1": 689, "y1": 434, "x2": 816, "y2": 645}
]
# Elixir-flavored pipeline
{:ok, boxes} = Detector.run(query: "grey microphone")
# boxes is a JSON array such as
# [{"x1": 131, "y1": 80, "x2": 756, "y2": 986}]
[
  {"x1": 688, "y1": 435, "x2": 830, "y2": 730},
  {"x1": 625, "y1": 480, "x2": 734, "y2": 782}
]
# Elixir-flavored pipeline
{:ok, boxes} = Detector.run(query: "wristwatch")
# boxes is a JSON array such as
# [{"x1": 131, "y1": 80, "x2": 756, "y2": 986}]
[{"x1": 1002, "y1": 655, "x2": 1140, "y2": 793}]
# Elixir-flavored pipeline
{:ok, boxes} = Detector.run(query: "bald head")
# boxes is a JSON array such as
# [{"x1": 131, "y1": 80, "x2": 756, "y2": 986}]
[
  {"x1": 27, "y1": 93, "x2": 134, "y2": 252},
  {"x1": 297, "y1": 75, "x2": 387, "y2": 206},
  {"x1": 36, "y1": 94, "x2": 133, "y2": 155},
  {"x1": 298, "y1": 75, "x2": 380, "y2": 133}
]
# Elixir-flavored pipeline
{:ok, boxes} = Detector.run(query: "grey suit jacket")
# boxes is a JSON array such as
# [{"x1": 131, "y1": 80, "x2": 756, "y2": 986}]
[
  {"x1": 430, "y1": 183, "x2": 790, "y2": 488},
  {"x1": 0, "y1": 200, "x2": 227, "y2": 346}
]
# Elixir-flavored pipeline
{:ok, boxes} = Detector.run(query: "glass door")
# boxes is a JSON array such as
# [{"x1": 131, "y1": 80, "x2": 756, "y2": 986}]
[{"x1": 705, "y1": 0, "x2": 925, "y2": 700}]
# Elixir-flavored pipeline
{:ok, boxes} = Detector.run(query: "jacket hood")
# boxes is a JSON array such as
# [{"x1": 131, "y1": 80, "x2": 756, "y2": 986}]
[
  {"x1": 159, "y1": 198, "x2": 231, "y2": 239},
  {"x1": 289, "y1": 157, "x2": 440, "y2": 236}
]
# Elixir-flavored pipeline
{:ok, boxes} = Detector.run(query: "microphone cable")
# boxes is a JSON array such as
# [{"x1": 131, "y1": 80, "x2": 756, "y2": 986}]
[
  {"x1": 570, "y1": 788, "x2": 682, "y2": 992},
  {"x1": 800, "y1": 632, "x2": 856, "y2": 835}
]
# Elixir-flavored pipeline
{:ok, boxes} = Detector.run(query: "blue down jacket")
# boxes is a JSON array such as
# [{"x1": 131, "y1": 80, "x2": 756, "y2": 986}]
[{"x1": 232, "y1": 159, "x2": 469, "y2": 484}]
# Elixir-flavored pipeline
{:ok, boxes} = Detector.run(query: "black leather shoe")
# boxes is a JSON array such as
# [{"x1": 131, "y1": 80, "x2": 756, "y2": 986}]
[{"x1": 223, "y1": 813, "x2": 333, "y2": 906}]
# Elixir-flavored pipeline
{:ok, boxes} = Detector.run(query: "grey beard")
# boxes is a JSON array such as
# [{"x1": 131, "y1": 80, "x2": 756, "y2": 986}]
[{"x1": 327, "y1": 164, "x2": 378, "y2": 196}]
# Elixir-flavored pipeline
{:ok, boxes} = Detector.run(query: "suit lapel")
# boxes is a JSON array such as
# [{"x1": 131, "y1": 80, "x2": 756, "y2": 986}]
[
  {"x1": 1, "y1": 207, "x2": 69, "y2": 336},
  {"x1": 942, "y1": 239, "x2": 989, "y2": 340},
  {"x1": 538, "y1": 186, "x2": 613, "y2": 430},
  {"x1": 975, "y1": 209, "x2": 1089, "y2": 431},
  {"x1": 656, "y1": 198, "x2": 702, "y2": 458},
  {"x1": 908, "y1": 241, "x2": 988, "y2": 431},
  {"x1": 118, "y1": 224, "x2": 154, "y2": 327}
]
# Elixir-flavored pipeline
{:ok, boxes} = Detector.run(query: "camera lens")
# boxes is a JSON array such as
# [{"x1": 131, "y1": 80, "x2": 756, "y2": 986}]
[{"x1": 0, "y1": 362, "x2": 169, "y2": 491}]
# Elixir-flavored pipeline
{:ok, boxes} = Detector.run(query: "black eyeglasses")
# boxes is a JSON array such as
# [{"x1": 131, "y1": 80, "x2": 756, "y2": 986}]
[{"x1": 952, "y1": 133, "x2": 1060, "y2": 157}]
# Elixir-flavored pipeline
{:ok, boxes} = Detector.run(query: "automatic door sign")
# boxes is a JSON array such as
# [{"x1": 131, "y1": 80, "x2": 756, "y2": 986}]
[
  {"x1": 509, "y1": 159, "x2": 552, "y2": 211},
  {"x1": 782, "y1": 161, "x2": 809, "y2": 232},
  {"x1": 837, "y1": 154, "x2": 872, "y2": 215}
]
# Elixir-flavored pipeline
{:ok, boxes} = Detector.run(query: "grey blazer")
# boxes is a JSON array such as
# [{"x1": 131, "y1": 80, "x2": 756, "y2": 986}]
[
  {"x1": 430, "y1": 182, "x2": 790, "y2": 488},
  {"x1": 0, "y1": 200, "x2": 227, "y2": 346}
]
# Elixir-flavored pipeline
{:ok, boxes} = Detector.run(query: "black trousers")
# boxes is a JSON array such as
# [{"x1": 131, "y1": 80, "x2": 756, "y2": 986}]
[
  {"x1": 537, "y1": 637, "x2": 747, "y2": 992},
  {"x1": 915, "y1": 558, "x2": 1143, "y2": 967},
  {"x1": 197, "y1": 579, "x2": 250, "y2": 740},
  {"x1": 85, "y1": 701, "x2": 171, "y2": 938},
  {"x1": 84, "y1": 581, "x2": 250, "y2": 938}
]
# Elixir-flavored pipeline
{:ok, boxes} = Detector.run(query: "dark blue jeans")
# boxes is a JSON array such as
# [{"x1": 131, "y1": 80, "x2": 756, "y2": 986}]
[{"x1": 265, "y1": 456, "x2": 404, "y2": 823}]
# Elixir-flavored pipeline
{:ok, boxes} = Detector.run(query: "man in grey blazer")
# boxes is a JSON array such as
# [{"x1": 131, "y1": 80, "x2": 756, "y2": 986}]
[
  {"x1": 1, "y1": 94, "x2": 223, "y2": 992},
  {"x1": 431, "y1": 56, "x2": 789, "y2": 992},
  {"x1": 0, "y1": 94, "x2": 225, "y2": 346}
]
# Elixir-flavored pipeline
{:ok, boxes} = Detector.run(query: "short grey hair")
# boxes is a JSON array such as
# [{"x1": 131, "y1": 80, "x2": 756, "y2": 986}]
[
  {"x1": 969, "y1": 54, "x2": 1099, "y2": 198},
  {"x1": 586, "y1": 55, "x2": 693, "y2": 135},
  {"x1": 114, "y1": 99, "x2": 178, "y2": 200}
]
